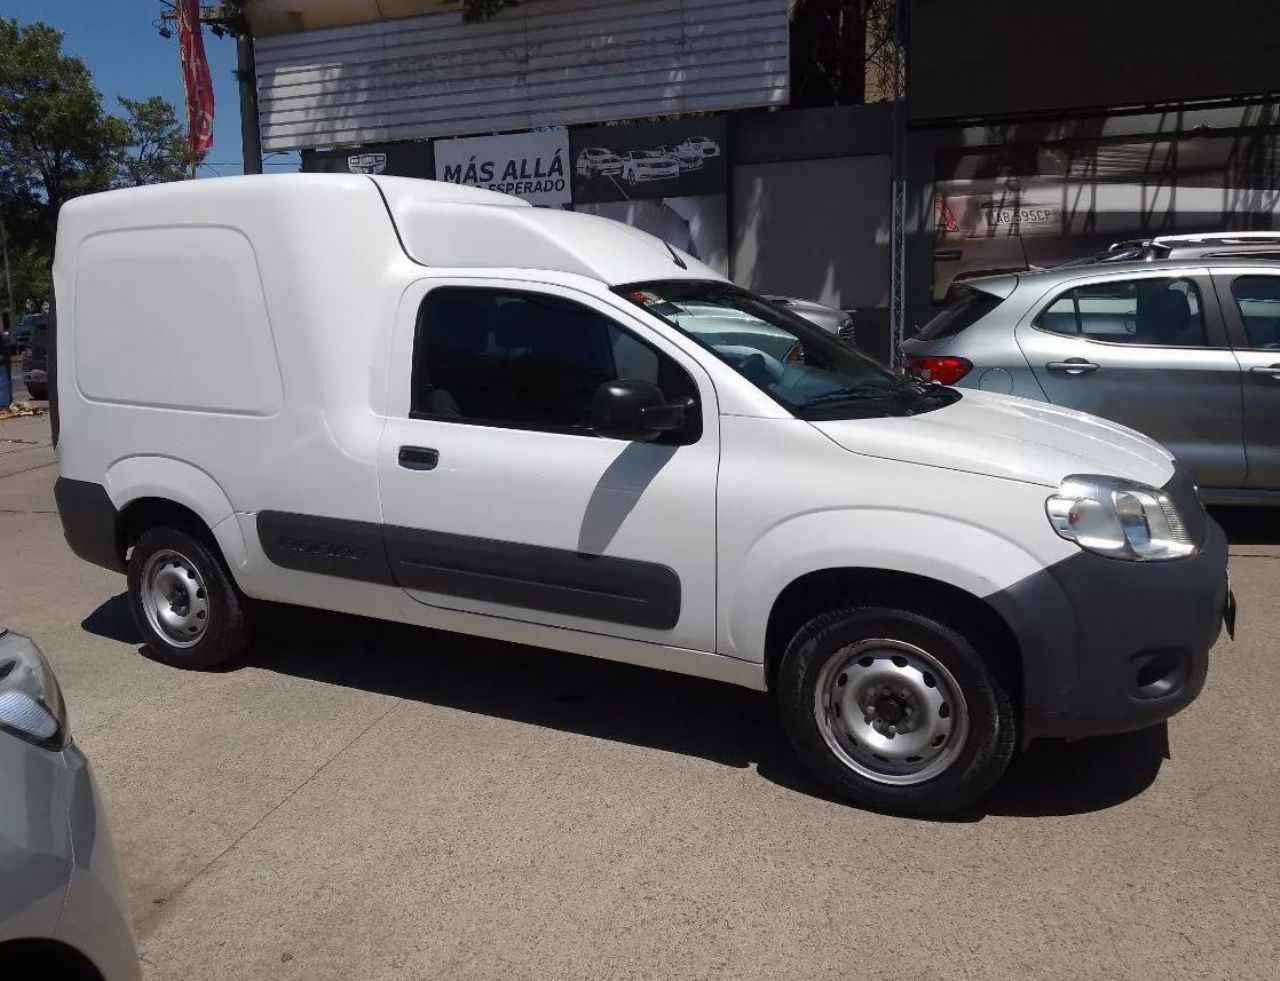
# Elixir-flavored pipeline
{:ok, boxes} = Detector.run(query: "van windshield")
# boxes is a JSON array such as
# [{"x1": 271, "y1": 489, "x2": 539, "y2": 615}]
[{"x1": 618, "y1": 281, "x2": 959, "y2": 420}]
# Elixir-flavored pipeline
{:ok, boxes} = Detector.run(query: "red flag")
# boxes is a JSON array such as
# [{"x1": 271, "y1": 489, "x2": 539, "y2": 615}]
[{"x1": 177, "y1": 0, "x2": 215, "y2": 155}]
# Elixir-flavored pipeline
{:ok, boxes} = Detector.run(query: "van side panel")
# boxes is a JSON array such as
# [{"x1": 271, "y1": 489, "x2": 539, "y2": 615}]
[
  {"x1": 74, "y1": 227, "x2": 282, "y2": 414},
  {"x1": 54, "y1": 176, "x2": 404, "y2": 595}
]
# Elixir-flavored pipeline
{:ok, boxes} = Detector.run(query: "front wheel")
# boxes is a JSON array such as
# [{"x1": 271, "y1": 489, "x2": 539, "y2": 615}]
[
  {"x1": 776, "y1": 603, "x2": 1016, "y2": 815},
  {"x1": 127, "y1": 526, "x2": 253, "y2": 670}
]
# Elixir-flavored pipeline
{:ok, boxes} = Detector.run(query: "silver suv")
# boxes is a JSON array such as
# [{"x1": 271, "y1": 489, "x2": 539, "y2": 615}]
[{"x1": 902, "y1": 258, "x2": 1280, "y2": 505}]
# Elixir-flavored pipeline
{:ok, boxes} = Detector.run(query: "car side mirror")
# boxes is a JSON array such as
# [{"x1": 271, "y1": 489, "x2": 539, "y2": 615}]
[{"x1": 592, "y1": 379, "x2": 687, "y2": 442}]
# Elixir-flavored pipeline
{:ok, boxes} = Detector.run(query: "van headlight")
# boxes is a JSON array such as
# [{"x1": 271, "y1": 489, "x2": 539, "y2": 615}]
[
  {"x1": 0, "y1": 629, "x2": 70, "y2": 749},
  {"x1": 1046, "y1": 475, "x2": 1196, "y2": 561}
]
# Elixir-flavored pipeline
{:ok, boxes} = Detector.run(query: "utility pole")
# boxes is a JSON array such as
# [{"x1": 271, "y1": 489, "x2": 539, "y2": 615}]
[
  {"x1": 235, "y1": 22, "x2": 263, "y2": 174},
  {"x1": 888, "y1": 0, "x2": 910, "y2": 370},
  {"x1": 0, "y1": 215, "x2": 14, "y2": 330},
  {"x1": 0, "y1": 216, "x2": 11, "y2": 407}
]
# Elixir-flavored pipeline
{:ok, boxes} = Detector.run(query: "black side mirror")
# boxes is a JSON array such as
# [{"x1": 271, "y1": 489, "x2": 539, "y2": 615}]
[{"x1": 592, "y1": 379, "x2": 687, "y2": 442}]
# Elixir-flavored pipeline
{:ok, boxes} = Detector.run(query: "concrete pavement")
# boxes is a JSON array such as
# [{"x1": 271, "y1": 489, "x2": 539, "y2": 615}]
[{"x1": 2, "y1": 411, "x2": 1278, "y2": 980}]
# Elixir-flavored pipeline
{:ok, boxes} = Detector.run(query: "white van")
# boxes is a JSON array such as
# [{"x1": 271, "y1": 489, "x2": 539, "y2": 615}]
[{"x1": 52, "y1": 175, "x2": 1231, "y2": 815}]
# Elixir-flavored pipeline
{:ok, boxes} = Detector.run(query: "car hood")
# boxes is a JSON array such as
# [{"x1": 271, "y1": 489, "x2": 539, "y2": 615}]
[{"x1": 810, "y1": 389, "x2": 1177, "y2": 489}]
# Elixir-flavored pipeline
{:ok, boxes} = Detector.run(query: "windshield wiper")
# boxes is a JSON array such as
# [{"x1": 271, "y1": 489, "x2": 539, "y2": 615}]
[{"x1": 800, "y1": 386, "x2": 905, "y2": 409}]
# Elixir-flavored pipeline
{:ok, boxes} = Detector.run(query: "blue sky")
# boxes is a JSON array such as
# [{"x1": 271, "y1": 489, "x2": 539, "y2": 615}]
[{"x1": 3, "y1": 0, "x2": 298, "y2": 176}]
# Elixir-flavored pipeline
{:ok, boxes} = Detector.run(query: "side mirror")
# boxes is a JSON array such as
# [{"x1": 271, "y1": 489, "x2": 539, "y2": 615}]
[{"x1": 592, "y1": 379, "x2": 687, "y2": 442}]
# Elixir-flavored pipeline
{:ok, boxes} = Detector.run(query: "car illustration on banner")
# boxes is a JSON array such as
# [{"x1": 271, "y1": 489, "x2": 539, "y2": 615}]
[
  {"x1": 347, "y1": 152, "x2": 387, "y2": 174},
  {"x1": 621, "y1": 150, "x2": 680, "y2": 184},
  {"x1": 656, "y1": 144, "x2": 705, "y2": 172},
  {"x1": 678, "y1": 136, "x2": 721, "y2": 158},
  {"x1": 576, "y1": 147, "x2": 624, "y2": 178}
]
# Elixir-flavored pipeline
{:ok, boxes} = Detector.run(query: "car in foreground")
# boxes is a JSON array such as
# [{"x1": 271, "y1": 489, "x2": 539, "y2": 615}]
[
  {"x1": 575, "y1": 147, "x2": 622, "y2": 179},
  {"x1": 22, "y1": 320, "x2": 49, "y2": 401},
  {"x1": 620, "y1": 150, "x2": 679, "y2": 184},
  {"x1": 0, "y1": 629, "x2": 141, "y2": 981},
  {"x1": 53, "y1": 175, "x2": 1231, "y2": 815},
  {"x1": 902, "y1": 257, "x2": 1280, "y2": 505}
]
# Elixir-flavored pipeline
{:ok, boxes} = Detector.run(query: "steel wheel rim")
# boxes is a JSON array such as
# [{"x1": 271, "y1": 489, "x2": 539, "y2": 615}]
[
  {"x1": 140, "y1": 549, "x2": 210, "y2": 648},
  {"x1": 814, "y1": 638, "x2": 970, "y2": 786}
]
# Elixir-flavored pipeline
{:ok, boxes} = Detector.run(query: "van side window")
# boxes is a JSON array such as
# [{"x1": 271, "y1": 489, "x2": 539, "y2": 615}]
[
  {"x1": 411, "y1": 287, "x2": 700, "y2": 440},
  {"x1": 1230, "y1": 275, "x2": 1280, "y2": 349},
  {"x1": 1034, "y1": 278, "x2": 1207, "y2": 347}
]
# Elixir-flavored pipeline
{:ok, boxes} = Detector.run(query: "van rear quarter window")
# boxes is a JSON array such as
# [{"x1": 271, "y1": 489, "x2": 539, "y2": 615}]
[{"x1": 73, "y1": 226, "x2": 283, "y2": 414}]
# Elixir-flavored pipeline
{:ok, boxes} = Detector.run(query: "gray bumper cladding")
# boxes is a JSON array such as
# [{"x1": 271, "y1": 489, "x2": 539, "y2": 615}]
[
  {"x1": 990, "y1": 512, "x2": 1229, "y2": 741},
  {"x1": 53, "y1": 478, "x2": 123, "y2": 573}
]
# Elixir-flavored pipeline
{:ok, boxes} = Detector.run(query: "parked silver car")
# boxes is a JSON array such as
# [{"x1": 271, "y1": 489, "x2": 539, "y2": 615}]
[
  {"x1": 902, "y1": 257, "x2": 1280, "y2": 504},
  {"x1": 0, "y1": 628, "x2": 140, "y2": 981},
  {"x1": 764, "y1": 295, "x2": 856, "y2": 344}
]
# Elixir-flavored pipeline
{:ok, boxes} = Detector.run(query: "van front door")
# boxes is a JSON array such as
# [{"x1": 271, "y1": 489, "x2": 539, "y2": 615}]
[{"x1": 376, "y1": 280, "x2": 719, "y2": 652}]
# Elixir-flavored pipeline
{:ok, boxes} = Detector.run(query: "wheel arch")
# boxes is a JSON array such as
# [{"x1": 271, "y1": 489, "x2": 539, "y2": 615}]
[
  {"x1": 105, "y1": 456, "x2": 248, "y2": 571},
  {"x1": 0, "y1": 939, "x2": 106, "y2": 981},
  {"x1": 762, "y1": 567, "x2": 1024, "y2": 704}
]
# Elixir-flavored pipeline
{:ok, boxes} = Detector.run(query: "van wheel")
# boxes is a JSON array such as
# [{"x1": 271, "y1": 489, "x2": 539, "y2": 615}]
[
  {"x1": 127, "y1": 527, "x2": 252, "y2": 670},
  {"x1": 776, "y1": 603, "x2": 1016, "y2": 816}
]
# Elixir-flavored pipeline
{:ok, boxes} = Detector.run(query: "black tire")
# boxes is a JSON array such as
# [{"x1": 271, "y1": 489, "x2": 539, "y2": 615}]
[
  {"x1": 25, "y1": 384, "x2": 47, "y2": 401},
  {"x1": 776, "y1": 602, "x2": 1016, "y2": 816},
  {"x1": 126, "y1": 526, "x2": 253, "y2": 670}
]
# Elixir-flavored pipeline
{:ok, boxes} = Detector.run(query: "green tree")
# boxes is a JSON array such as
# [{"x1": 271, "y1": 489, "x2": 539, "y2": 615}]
[
  {"x1": 0, "y1": 19, "x2": 193, "y2": 316},
  {"x1": 116, "y1": 95, "x2": 202, "y2": 186},
  {"x1": 0, "y1": 19, "x2": 126, "y2": 233}
]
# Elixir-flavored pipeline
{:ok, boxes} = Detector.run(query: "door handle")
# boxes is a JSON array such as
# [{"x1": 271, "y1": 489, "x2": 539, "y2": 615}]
[
  {"x1": 1046, "y1": 359, "x2": 1100, "y2": 375},
  {"x1": 398, "y1": 446, "x2": 439, "y2": 471},
  {"x1": 1249, "y1": 365, "x2": 1280, "y2": 378}
]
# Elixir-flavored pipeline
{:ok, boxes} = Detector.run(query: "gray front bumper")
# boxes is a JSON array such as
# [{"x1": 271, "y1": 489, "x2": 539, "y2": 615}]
[
  {"x1": 0, "y1": 736, "x2": 141, "y2": 981},
  {"x1": 989, "y1": 471, "x2": 1228, "y2": 741}
]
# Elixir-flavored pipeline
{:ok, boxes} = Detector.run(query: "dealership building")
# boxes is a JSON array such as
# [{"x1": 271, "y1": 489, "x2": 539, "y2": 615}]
[{"x1": 240, "y1": 0, "x2": 1280, "y2": 360}]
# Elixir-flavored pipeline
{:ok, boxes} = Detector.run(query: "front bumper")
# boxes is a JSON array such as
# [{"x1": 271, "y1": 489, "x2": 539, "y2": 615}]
[
  {"x1": 0, "y1": 737, "x2": 141, "y2": 981},
  {"x1": 58, "y1": 745, "x2": 142, "y2": 981},
  {"x1": 990, "y1": 502, "x2": 1230, "y2": 741}
]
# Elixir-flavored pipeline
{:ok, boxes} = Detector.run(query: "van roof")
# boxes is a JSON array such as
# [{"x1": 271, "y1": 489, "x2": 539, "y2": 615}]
[{"x1": 58, "y1": 173, "x2": 724, "y2": 287}]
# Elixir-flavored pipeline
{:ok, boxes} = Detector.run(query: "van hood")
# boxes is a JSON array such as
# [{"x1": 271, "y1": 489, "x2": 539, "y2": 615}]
[{"x1": 810, "y1": 389, "x2": 1177, "y2": 490}]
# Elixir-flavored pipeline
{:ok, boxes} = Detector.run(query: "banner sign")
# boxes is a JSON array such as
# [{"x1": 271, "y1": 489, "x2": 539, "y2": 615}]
[
  {"x1": 571, "y1": 118, "x2": 728, "y2": 204},
  {"x1": 302, "y1": 141, "x2": 434, "y2": 179},
  {"x1": 434, "y1": 128, "x2": 570, "y2": 207},
  {"x1": 177, "y1": 0, "x2": 215, "y2": 155},
  {"x1": 932, "y1": 130, "x2": 1280, "y2": 299}
]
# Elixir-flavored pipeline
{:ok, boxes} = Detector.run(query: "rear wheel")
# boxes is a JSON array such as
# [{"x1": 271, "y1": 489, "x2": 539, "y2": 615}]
[
  {"x1": 127, "y1": 526, "x2": 253, "y2": 669},
  {"x1": 776, "y1": 602, "x2": 1016, "y2": 815}
]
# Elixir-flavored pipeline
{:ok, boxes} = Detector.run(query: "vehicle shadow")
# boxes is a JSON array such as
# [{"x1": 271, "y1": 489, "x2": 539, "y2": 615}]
[
  {"x1": 82, "y1": 594, "x2": 1168, "y2": 821},
  {"x1": 1209, "y1": 506, "x2": 1280, "y2": 546}
]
